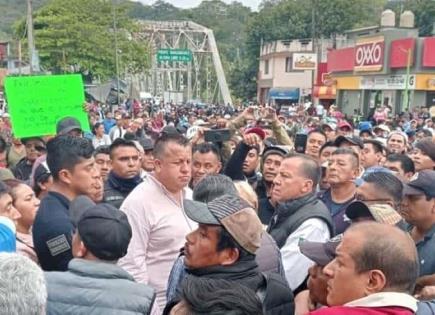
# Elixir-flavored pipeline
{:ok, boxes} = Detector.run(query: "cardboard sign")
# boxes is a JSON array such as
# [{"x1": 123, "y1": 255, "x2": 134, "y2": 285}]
[{"x1": 4, "y1": 74, "x2": 90, "y2": 138}]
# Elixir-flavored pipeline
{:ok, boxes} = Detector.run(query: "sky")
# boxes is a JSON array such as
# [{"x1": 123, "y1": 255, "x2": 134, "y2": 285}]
[{"x1": 134, "y1": 0, "x2": 261, "y2": 11}]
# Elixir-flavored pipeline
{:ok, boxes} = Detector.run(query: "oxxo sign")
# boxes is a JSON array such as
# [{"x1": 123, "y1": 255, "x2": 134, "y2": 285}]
[{"x1": 354, "y1": 36, "x2": 385, "y2": 72}]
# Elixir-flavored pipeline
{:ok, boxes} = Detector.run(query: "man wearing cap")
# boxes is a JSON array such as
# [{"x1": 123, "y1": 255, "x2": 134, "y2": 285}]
[
  {"x1": 322, "y1": 119, "x2": 337, "y2": 142},
  {"x1": 295, "y1": 236, "x2": 342, "y2": 314},
  {"x1": 56, "y1": 116, "x2": 83, "y2": 137},
  {"x1": 14, "y1": 137, "x2": 46, "y2": 182},
  {"x1": 44, "y1": 196, "x2": 157, "y2": 315},
  {"x1": 387, "y1": 131, "x2": 408, "y2": 154},
  {"x1": 400, "y1": 170, "x2": 435, "y2": 294},
  {"x1": 333, "y1": 135, "x2": 364, "y2": 157},
  {"x1": 179, "y1": 194, "x2": 294, "y2": 315},
  {"x1": 257, "y1": 145, "x2": 288, "y2": 224},
  {"x1": 103, "y1": 138, "x2": 142, "y2": 209},
  {"x1": 268, "y1": 153, "x2": 333, "y2": 292},
  {"x1": 336, "y1": 121, "x2": 353, "y2": 137},
  {"x1": 119, "y1": 133, "x2": 195, "y2": 309},
  {"x1": 139, "y1": 137, "x2": 155, "y2": 174},
  {"x1": 308, "y1": 222, "x2": 419, "y2": 315}
]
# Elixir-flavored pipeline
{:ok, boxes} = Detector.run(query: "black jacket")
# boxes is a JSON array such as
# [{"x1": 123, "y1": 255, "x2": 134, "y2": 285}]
[
  {"x1": 268, "y1": 193, "x2": 334, "y2": 249},
  {"x1": 184, "y1": 257, "x2": 294, "y2": 315},
  {"x1": 103, "y1": 172, "x2": 142, "y2": 209}
]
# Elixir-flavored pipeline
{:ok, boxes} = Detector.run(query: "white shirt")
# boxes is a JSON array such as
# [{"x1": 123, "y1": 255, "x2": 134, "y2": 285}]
[{"x1": 280, "y1": 218, "x2": 331, "y2": 290}]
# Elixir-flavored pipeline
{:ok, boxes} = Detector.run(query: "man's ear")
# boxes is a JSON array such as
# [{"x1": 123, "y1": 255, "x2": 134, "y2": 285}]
[
  {"x1": 366, "y1": 269, "x2": 387, "y2": 294},
  {"x1": 217, "y1": 162, "x2": 222, "y2": 173},
  {"x1": 75, "y1": 240, "x2": 88, "y2": 258},
  {"x1": 154, "y1": 159, "x2": 162, "y2": 173},
  {"x1": 220, "y1": 248, "x2": 240, "y2": 266},
  {"x1": 58, "y1": 169, "x2": 73, "y2": 185}
]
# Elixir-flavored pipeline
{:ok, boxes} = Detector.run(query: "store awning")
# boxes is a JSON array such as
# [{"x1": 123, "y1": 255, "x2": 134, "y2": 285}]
[
  {"x1": 268, "y1": 88, "x2": 300, "y2": 100},
  {"x1": 313, "y1": 86, "x2": 336, "y2": 99}
]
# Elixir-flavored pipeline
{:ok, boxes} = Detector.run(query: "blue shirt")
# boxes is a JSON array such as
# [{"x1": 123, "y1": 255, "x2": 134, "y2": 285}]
[
  {"x1": 319, "y1": 189, "x2": 354, "y2": 235},
  {"x1": 414, "y1": 224, "x2": 435, "y2": 277},
  {"x1": 33, "y1": 192, "x2": 73, "y2": 271},
  {"x1": 103, "y1": 118, "x2": 116, "y2": 134}
]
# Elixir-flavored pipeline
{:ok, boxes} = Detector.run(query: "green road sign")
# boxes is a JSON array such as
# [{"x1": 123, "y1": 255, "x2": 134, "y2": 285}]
[
  {"x1": 4, "y1": 74, "x2": 90, "y2": 138},
  {"x1": 157, "y1": 49, "x2": 192, "y2": 62}
]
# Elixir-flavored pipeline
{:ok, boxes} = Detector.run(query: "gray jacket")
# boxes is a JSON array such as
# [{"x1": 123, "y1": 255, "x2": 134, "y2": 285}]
[{"x1": 45, "y1": 258, "x2": 155, "y2": 315}]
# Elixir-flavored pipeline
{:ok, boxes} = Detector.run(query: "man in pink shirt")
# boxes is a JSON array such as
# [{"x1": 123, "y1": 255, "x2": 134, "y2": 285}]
[{"x1": 118, "y1": 133, "x2": 196, "y2": 309}]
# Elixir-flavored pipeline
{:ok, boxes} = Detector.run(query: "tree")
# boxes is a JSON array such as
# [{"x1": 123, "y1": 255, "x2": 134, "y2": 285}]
[{"x1": 15, "y1": 0, "x2": 150, "y2": 80}]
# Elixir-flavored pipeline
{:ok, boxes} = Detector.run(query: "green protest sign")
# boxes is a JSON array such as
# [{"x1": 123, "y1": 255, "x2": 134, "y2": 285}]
[{"x1": 4, "y1": 74, "x2": 90, "y2": 138}]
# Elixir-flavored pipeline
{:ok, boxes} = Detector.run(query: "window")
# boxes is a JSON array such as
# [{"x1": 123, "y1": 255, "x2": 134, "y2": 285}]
[
  {"x1": 264, "y1": 60, "x2": 269, "y2": 75},
  {"x1": 285, "y1": 57, "x2": 292, "y2": 72}
]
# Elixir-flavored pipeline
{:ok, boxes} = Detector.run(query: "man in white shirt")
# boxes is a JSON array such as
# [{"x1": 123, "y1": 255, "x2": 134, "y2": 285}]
[
  {"x1": 267, "y1": 153, "x2": 333, "y2": 292},
  {"x1": 118, "y1": 133, "x2": 195, "y2": 309}
]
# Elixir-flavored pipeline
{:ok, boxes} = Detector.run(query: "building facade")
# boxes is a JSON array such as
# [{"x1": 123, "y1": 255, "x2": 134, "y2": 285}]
[{"x1": 327, "y1": 12, "x2": 435, "y2": 116}]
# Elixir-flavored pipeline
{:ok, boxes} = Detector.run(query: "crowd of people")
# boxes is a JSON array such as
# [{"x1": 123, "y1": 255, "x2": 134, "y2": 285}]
[{"x1": 0, "y1": 99, "x2": 434, "y2": 315}]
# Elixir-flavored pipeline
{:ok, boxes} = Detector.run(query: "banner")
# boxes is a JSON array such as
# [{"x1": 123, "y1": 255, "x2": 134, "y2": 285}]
[{"x1": 4, "y1": 74, "x2": 90, "y2": 138}]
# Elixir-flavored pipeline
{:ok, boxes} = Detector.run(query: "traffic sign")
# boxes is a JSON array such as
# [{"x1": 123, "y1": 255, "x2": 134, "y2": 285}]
[{"x1": 157, "y1": 49, "x2": 192, "y2": 62}]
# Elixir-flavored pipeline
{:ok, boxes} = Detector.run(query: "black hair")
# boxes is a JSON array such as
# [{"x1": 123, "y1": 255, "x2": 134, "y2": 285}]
[
  {"x1": 363, "y1": 139, "x2": 383, "y2": 153},
  {"x1": 386, "y1": 154, "x2": 415, "y2": 174},
  {"x1": 94, "y1": 145, "x2": 110, "y2": 157},
  {"x1": 285, "y1": 153, "x2": 321, "y2": 188},
  {"x1": 92, "y1": 122, "x2": 103, "y2": 135},
  {"x1": 153, "y1": 133, "x2": 190, "y2": 159},
  {"x1": 109, "y1": 138, "x2": 138, "y2": 159},
  {"x1": 0, "y1": 137, "x2": 7, "y2": 153},
  {"x1": 331, "y1": 147, "x2": 359, "y2": 168},
  {"x1": 416, "y1": 129, "x2": 433, "y2": 137},
  {"x1": 46, "y1": 135, "x2": 94, "y2": 180},
  {"x1": 216, "y1": 226, "x2": 254, "y2": 262},
  {"x1": 0, "y1": 180, "x2": 9, "y2": 198},
  {"x1": 168, "y1": 276, "x2": 264, "y2": 315},
  {"x1": 193, "y1": 174, "x2": 237, "y2": 203},
  {"x1": 319, "y1": 141, "x2": 337, "y2": 155},
  {"x1": 308, "y1": 128, "x2": 327, "y2": 141},
  {"x1": 363, "y1": 172, "x2": 403, "y2": 206},
  {"x1": 192, "y1": 142, "x2": 221, "y2": 162}
]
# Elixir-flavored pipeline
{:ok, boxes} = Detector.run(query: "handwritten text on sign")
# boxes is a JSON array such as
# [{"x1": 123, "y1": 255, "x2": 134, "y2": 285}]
[
  {"x1": 354, "y1": 36, "x2": 385, "y2": 72},
  {"x1": 4, "y1": 74, "x2": 89, "y2": 138}
]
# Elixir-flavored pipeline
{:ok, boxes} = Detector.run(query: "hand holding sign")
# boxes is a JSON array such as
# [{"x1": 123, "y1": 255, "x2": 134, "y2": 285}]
[{"x1": 4, "y1": 74, "x2": 90, "y2": 138}]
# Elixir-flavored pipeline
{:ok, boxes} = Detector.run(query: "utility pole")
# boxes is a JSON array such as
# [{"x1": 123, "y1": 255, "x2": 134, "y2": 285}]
[
  {"x1": 27, "y1": 0, "x2": 37, "y2": 73},
  {"x1": 112, "y1": 0, "x2": 121, "y2": 108}
]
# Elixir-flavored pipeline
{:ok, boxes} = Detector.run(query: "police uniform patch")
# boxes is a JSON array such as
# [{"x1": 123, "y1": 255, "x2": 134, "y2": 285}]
[{"x1": 46, "y1": 234, "x2": 71, "y2": 257}]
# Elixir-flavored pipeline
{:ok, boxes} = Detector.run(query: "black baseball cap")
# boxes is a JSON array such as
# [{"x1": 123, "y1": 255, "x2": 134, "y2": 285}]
[
  {"x1": 334, "y1": 135, "x2": 364, "y2": 149},
  {"x1": 76, "y1": 202, "x2": 132, "y2": 260},
  {"x1": 56, "y1": 117, "x2": 82, "y2": 135},
  {"x1": 403, "y1": 170, "x2": 435, "y2": 198}
]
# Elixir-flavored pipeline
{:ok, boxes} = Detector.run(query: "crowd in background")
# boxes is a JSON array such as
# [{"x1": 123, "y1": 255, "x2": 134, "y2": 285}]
[{"x1": 0, "y1": 97, "x2": 434, "y2": 315}]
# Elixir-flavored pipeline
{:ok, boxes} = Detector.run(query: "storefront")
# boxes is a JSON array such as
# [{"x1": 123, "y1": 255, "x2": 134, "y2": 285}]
[{"x1": 327, "y1": 29, "x2": 435, "y2": 116}]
